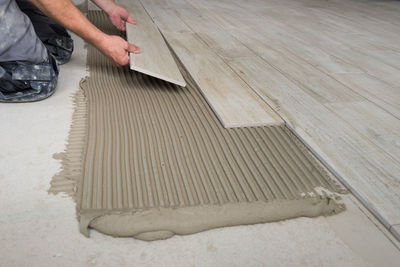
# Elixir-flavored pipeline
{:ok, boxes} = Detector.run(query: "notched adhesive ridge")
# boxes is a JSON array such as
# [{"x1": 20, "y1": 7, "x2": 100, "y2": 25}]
[
  {"x1": 50, "y1": 11, "x2": 347, "y2": 241},
  {"x1": 49, "y1": 81, "x2": 88, "y2": 199}
]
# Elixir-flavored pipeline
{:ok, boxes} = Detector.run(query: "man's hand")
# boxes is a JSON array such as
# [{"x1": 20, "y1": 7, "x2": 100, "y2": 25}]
[
  {"x1": 97, "y1": 35, "x2": 140, "y2": 66},
  {"x1": 28, "y1": 0, "x2": 140, "y2": 66},
  {"x1": 107, "y1": 5, "x2": 135, "y2": 31},
  {"x1": 91, "y1": 0, "x2": 135, "y2": 31}
]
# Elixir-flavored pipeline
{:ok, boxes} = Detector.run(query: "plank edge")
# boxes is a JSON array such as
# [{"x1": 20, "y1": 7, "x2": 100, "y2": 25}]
[{"x1": 129, "y1": 59, "x2": 187, "y2": 87}]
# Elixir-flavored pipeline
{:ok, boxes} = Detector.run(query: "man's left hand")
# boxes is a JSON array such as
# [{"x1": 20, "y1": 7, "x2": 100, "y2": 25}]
[{"x1": 108, "y1": 5, "x2": 135, "y2": 31}]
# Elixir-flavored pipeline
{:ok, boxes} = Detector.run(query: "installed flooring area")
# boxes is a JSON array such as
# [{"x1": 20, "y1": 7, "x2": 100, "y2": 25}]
[
  {"x1": 0, "y1": 0, "x2": 399, "y2": 265},
  {"x1": 137, "y1": 0, "x2": 400, "y2": 239}
]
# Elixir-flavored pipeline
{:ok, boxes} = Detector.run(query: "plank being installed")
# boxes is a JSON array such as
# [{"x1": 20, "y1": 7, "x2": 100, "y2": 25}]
[
  {"x1": 141, "y1": 1, "x2": 283, "y2": 128},
  {"x1": 117, "y1": 0, "x2": 186, "y2": 87}
]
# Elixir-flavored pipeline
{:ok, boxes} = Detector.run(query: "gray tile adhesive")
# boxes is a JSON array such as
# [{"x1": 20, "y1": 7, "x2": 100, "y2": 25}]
[{"x1": 50, "y1": 11, "x2": 347, "y2": 241}]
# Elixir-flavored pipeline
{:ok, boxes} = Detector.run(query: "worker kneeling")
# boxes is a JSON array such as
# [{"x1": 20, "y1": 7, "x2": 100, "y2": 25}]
[
  {"x1": 0, "y1": 0, "x2": 71, "y2": 102},
  {"x1": 0, "y1": 0, "x2": 139, "y2": 102}
]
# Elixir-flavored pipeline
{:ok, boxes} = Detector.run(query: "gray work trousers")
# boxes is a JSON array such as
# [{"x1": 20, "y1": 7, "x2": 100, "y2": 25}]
[{"x1": 0, "y1": 0, "x2": 48, "y2": 63}]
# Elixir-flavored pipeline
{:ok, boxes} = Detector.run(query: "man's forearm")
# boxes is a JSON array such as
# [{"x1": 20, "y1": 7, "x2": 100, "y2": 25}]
[
  {"x1": 28, "y1": 0, "x2": 107, "y2": 49},
  {"x1": 90, "y1": 0, "x2": 118, "y2": 15},
  {"x1": 28, "y1": 0, "x2": 139, "y2": 66}
]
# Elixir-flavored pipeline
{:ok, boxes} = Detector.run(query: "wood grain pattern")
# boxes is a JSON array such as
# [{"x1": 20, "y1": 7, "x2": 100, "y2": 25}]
[
  {"x1": 324, "y1": 101, "x2": 400, "y2": 161},
  {"x1": 165, "y1": 32, "x2": 283, "y2": 127},
  {"x1": 228, "y1": 56, "x2": 400, "y2": 227},
  {"x1": 140, "y1": 0, "x2": 400, "y2": 237},
  {"x1": 117, "y1": 0, "x2": 186, "y2": 87},
  {"x1": 141, "y1": 0, "x2": 283, "y2": 128},
  {"x1": 329, "y1": 73, "x2": 400, "y2": 119}
]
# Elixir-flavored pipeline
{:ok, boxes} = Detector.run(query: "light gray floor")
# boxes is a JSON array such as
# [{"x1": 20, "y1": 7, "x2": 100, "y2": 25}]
[{"x1": 0, "y1": 33, "x2": 400, "y2": 267}]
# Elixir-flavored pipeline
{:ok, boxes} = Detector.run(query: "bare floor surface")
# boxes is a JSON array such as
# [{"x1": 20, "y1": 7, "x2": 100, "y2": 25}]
[{"x1": 0, "y1": 33, "x2": 400, "y2": 266}]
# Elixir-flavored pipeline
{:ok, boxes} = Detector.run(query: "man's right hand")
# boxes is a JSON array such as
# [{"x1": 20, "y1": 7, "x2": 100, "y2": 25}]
[
  {"x1": 28, "y1": 0, "x2": 140, "y2": 67},
  {"x1": 97, "y1": 35, "x2": 140, "y2": 66}
]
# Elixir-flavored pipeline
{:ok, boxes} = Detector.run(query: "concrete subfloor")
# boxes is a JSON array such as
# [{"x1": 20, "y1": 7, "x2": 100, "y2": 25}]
[{"x1": 0, "y1": 34, "x2": 400, "y2": 267}]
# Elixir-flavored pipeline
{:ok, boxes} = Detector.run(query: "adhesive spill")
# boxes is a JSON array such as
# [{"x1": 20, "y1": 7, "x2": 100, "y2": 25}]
[{"x1": 50, "y1": 11, "x2": 346, "y2": 241}]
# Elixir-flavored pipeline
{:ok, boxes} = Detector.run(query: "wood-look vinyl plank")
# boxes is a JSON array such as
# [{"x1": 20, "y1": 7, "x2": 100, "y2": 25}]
[
  {"x1": 325, "y1": 47, "x2": 400, "y2": 86},
  {"x1": 324, "y1": 101, "x2": 400, "y2": 162},
  {"x1": 239, "y1": 19, "x2": 363, "y2": 74},
  {"x1": 140, "y1": 7, "x2": 192, "y2": 34},
  {"x1": 368, "y1": 51, "x2": 400, "y2": 70},
  {"x1": 330, "y1": 73, "x2": 400, "y2": 120},
  {"x1": 324, "y1": 0, "x2": 400, "y2": 27},
  {"x1": 305, "y1": 7, "x2": 400, "y2": 48},
  {"x1": 257, "y1": 14, "x2": 400, "y2": 86},
  {"x1": 173, "y1": 8, "x2": 255, "y2": 60},
  {"x1": 226, "y1": 27, "x2": 363, "y2": 104},
  {"x1": 118, "y1": 0, "x2": 186, "y2": 86},
  {"x1": 164, "y1": 32, "x2": 283, "y2": 128}
]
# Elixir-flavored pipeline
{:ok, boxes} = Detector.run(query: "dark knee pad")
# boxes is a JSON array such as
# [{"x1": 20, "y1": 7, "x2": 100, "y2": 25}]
[
  {"x1": 0, "y1": 55, "x2": 59, "y2": 103},
  {"x1": 16, "y1": 0, "x2": 74, "y2": 65}
]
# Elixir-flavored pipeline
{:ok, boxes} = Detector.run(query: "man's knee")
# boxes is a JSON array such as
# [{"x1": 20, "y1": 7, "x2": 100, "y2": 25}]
[
  {"x1": 0, "y1": 0, "x2": 74, "y2": 102},
  {"x1": 0, "y1": 55, "x2": 59, "y2": 103}
]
